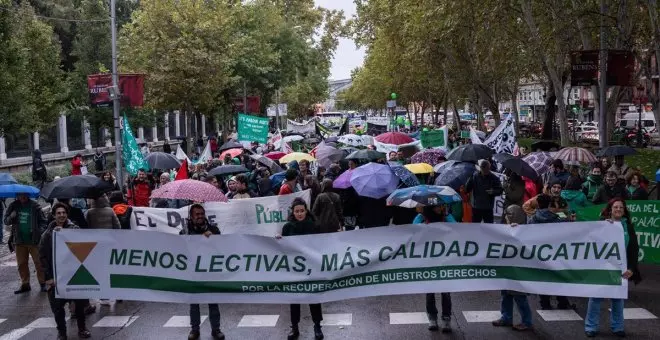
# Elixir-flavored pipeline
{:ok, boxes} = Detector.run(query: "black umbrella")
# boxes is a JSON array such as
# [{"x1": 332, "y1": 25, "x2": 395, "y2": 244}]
[
  {"x1": 325, "y1": 136, "x2": 339, "y2": 143},
  {"x1": 250, "y1": 154, "x2": 283, "y2": 173},
  {"x1": 345, "y1": 149, "x2": 386, "y2": 162},
  {"x1": 341, "y1": 147, "x2": 359, "y2": 155},
  {"x1": 208, "y1": 165, "x2": 249, "y2": 176},
  {"x1": 145, "y1": 152, "x2": 181, "y2": 170},
  {"x1": 596, "y1": 145, "x2": 637, "y2": 157},
  {"x1": 446, "y1": 144, "x2": 493, "y2": 163},
  {"x1": 492, "y1": 153, "x2": 539, "y2": 180},
  {"x1": 531, "y1": 140, "x2": 561, "y2": 152},
  {"x1": 41, "y1": 175, "x2": 114, "y2": 199},
  {"x1": 434, "y1": 162, "x2": 477, "y2": 191},
  {"x1": 219, "y1": 141, "x2": 244, "y2": 152}
]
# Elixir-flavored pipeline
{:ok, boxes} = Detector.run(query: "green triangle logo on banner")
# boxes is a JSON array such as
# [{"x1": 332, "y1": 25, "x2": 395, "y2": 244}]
[{"x1": 67, "y1": 265, "x2": 99, "y2": 286}]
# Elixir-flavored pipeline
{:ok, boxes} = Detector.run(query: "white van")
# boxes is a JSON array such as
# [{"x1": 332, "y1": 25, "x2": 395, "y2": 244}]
[{"x1": 618, "y1": 112, "x2": 658, "y2": 140}]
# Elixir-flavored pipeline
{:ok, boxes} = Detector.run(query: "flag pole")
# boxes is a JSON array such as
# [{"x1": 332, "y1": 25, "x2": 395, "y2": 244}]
[{"x1": 110, "y1": 0, "x2": 123, "y2": 190}]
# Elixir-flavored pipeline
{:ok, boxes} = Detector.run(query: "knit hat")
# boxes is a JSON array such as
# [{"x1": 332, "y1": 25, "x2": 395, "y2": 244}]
[{"x1": 565, "y1": 176, "x2": 582, "y2": 191}]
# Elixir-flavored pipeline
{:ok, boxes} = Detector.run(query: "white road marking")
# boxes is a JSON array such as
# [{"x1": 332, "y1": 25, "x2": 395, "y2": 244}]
[
  {"x1": 607, "y1": 308, "x2": 658, "y2": 320},
  {"x1": 389, "y1": 312, "x2": 428, "y2": 325},
  {"x1": 320, "y1": 313, "x2": 352, "y2": 326},
  {"x1": 237, "y1": 315, "x2": 279, "y2": 327},
  {"x1": 0, "y1": 328, "x2": 33, "y2": 340},
  {"x1": 536, "y1": 310, "x2": 583, "y2": 321},
  {"x1": 163, "y1": 315, "x2": 207, "y2": 327},
  {"x1": 24, "y1": 317, "x2": 68, "y2": 328},
  {"x1": 462, "y1": 311, "x2": 502, "y2": 323},
  {"x1": 92, "y1": 316, "x2": 139, "y2": 328}
]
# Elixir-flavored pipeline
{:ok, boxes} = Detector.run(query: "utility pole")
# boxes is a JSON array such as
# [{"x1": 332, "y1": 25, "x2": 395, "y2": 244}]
[
  {"x1": 110, "y1": 0, "x2": 123, "y2": 189},
  {"x1": 598, "y1": 0, "x2": 608, "y2": 148}
]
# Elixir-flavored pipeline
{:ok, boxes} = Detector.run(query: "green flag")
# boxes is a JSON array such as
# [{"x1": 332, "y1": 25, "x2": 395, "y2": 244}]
[
  {"x1": 421, "y1": 129, "x2": 445, "y2": 148},
  {"x1": 121, "y1": 114, "x2": 149, "y2": 176}
]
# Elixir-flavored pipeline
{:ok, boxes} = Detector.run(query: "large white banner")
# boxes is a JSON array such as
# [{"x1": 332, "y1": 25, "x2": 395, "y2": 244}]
[
  {"x1": 55, "y1": 221, "x2": 628, "y2": 303},
  {"x1": 286, "y1": 119, "x2": 315, "y2": 134},
  {"x1": 483, "y1": 116, "x2": 516, "y2": 154},
  {"x1": 131, "y1": 190, "x2": 310, "y2": 236}
]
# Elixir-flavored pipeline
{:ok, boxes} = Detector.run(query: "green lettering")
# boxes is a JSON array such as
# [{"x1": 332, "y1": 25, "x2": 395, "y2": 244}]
[
  {"x1": 486, "y1": 243, "x2": 501, "y2": 259},
  {"x1": 446, "y1": 241, "x2": 461, "y2": 257},
  {"x1": 128, "y1": 249, "x2": 143, "y2": 266},
  {"x1": 175, "y1": 254, "x2": 187, "y2": 270},
  {"x1": 537, "y1": 244, "x2": 552, "y2": 261},
  {"x1": 604, "y1": 243, "x2": 621, "y2": 261},
  {"x1": 391, "y1": 244, "x2": 407, "y2": 260},
  {"x1": 321, "y1": 254, "x2": 338, "y2": 271},
  {"x1": 276, "y1": 255, "x2": 290, "y2": 271},
  {"x1": 226, "y1": 254, "x2": 240, "y2": 272},
  {"x1": 110, "y1": 249, "x2": 127, "y2": 265},
  {"x1": 209, "y1": 255, "x2": 224, "y2": 272},
  {"x1": 195, "y1": 256, "x2": 208, "y2": 272},
  {"x1": 502, "y1": 244, "x2": 518, "y2": 259},
  {"x1": 379, "y1": 246, "x2": 393, "y2": 261},
  {"x1": 292, "y1": 256, "x2": 306, "y2": 272},
  {"x1": 464, "y1": 241, "x2": 479, "y2": 256},
  {"x1": 255, "y1": 204, "x2": 264, "y2": 224}
]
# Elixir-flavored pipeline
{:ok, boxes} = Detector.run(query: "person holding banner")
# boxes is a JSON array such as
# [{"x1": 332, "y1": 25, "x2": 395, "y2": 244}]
[
  {"x1": 465, "y1": 160, "x2": 502, "y2": 223},
  {"x1": 277, "y1": 198, "x2": 324, "y2": 340},
  {"x1": 413, "y1": 204, "x2": 455, "y2": 333},
  {"x1": 181, "y1": 204, "x2": 225, "y2": 340},
  {"x1": 584, "y1": 198, "x2": 641, "y2": 338},
  {"x1": 39, "y1": 203, "x2": 91, "y2": 339}
]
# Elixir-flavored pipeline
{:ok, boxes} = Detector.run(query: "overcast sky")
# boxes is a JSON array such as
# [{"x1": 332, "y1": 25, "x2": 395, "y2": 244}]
[{"x1": 315, "y1": 0, "x2": 365, "y2": 80}]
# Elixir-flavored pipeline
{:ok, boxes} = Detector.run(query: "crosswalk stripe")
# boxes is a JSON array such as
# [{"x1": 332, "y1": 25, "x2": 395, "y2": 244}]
[
  {"x1": 536, "y1": 310, "x2": 583, "y2": 321},
  {"x1": 320, "y1": 313, "x2": 352, "y2": 326},
  {"x1": 389, "y1": 312, "x2": 427, "y2": 325},
  {"x1": 93, "y1": 316, "x2": 139, "y2": 328},
  {"x1": 24, "y1": 317, "x2": 69, "y2": 329},
  {"x1": 0, "y1": 328, "x2": 32, "y2": 340},
  {"x1": 607, "y1": 308, "x2": 658, "y2": 320},
  {"x1": 462, "y1": 311, "x2": 501, "y2": 322},
  {"x1": 163, "y1": 315, "x2": 207, "y2": 327},
  {"x1": 237, "y1": 315, "x2": 279, "y2": 327}
]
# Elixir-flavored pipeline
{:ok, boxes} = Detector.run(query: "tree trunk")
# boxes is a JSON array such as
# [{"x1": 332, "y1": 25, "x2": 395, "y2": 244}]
[
  {"x1": 511, "y1": 88, "x2": 520, "y2": 136},
  {"x1": 452, "y1": 101, "x2": 461, "y2": 131},
  {"x1": 542, "y1": 86, "x2": 557, "y2": 140}
]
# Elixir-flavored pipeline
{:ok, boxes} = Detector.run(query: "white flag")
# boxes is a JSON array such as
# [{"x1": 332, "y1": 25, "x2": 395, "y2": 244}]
[
  {"x1": 483, "y1": 116, "x2": 516, "y2": 154},
  {"x1": 469, "y1": 127, "x2": 483, "y2": 145}
]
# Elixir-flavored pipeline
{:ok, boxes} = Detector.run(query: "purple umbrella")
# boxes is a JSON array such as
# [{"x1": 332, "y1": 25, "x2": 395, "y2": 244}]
[
  {"x1": 350, "y1": 163, "x2": 399, "y2": 199},
  {"x1": 411, "y1": 149, "x2": 446, "y2": 166},
  {"x1": 333, "y1": 169, "x2": 354, "y2": 189}
]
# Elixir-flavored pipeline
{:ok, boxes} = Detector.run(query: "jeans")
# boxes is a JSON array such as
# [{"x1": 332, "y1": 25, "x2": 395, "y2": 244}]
[
  {"x1": 472, "y1": 208, "x2": 494, "y2": 223},
  {"x1": 290, "y1": 304, "x2": 323, "y2": 325},
  {"x1": 190, "y1": 304, "x2": 220, "y2": 331},
  {"x1": 539, "y1": 295, "x2": 571, "y2": 309},
  {"x1": 48, "y1": 288, "x2": 87, "y2": 334},
  {"x1": 585, "y1": 298, "x2": 624, "y2": 333},
  {"x1": 426, "y1": 293, "x2": 452, "y2": 319},
  {"x1": 500, "y1": 291, "x2": 532, "y2": 326}
]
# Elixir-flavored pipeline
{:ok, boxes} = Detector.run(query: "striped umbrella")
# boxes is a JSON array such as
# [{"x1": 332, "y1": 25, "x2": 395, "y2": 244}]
[
  {"x1": 553, "y1": 147, "x2": 597, "y2": 164},
  {"x1": 523, "y1": 152, "x2": 554, "y2": 175}
]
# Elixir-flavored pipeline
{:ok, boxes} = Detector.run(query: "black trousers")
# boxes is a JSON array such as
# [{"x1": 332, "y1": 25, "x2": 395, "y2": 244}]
[
  {"x1": 290, "y1": 304, "x2": 323, "y2": 325},
  {"x1": 472, "y1": 208, "x2": 494, "y2": 223},
  {"x1": 426, "y1": 293, "x2": 452, "y2": 319},
  {"x1": 539, "y1": 295, "x2": 571, "y2": 309},
  {"x1": 48, "y1": 288, "x2": 87, "y2": 334}
]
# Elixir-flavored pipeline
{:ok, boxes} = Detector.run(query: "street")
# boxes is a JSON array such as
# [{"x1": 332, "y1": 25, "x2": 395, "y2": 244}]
[{"x1": 0, "y1": 253, "x2": 657, "y2": 340}]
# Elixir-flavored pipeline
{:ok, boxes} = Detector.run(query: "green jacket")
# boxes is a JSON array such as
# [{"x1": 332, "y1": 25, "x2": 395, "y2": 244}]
[
  {"x1": 581, "y1": 175, "x2": 603, "y2": 201},
  {"x1": 560, "y1": 190, "x2": 589, "y2": 212}
]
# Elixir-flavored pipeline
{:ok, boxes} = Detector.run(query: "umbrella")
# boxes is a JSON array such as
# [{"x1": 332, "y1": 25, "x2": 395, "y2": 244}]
[
  {"x1": 446, "y1": 144, "x2": 493, "y2": 163},
  {"x1": 333, "y1": 169, "x2": 354, "y2": 189},
  {"x1": 269, "y1": 171, "x2": 286, "y2": 190},
  {"x1": 405, "y1": 163, "x2": 434, "y2": 174},
  {"x1": 531, "y1": 140, "x2": 561, "y2": 152},
  {"x1": 0, "y1": 184, "x2": 40, "y2": 198},
  {"x1": 303, "y1": 137, "x2": 321, "y2": 144},
  {"x1": 492, "y1": 153, "x2": 539, "y2": 180},
  {"x1": 434, "y1": 162, "x2": 477, "y2": 191},
  {"x1": 208, "y1": 165, "x2": 249, "y2": 176},
  {"x1": 375, "y1": 132, "x2": 414, "y2": 145},
  {"x1": 433, "y1": 160, "x2": 459, "y2": 174},
  {"x1": 250, "y1": 155, "x2": 283, "y2": 173},
  {"x1": 151, "y1": 179, "x2": 228, "y2": 202},
  {"x1": 350, "y1": 163, "x2": 399, "y2": 199},
  {"x1": 218, "y1": 141, "x2": 244, "y2": 152},
  {"x1": 220, "y1": 148, "x2": 243, "y2": 159},
  {"x1": 283, "y1": 135, "x2": 305, "y2": 143},
  {"x1": 265, "y1": 152, "x2": 287, "y2": 160},
  {"x1": 554, "y1": 147, "x2": 597, "y2": 164},
  {"x1": 325, "y1": 136, "x2": 340, "y2": 143},
  {"x1": 389, "y1": 163, "x2": 420, "y2": 187},
  {"x1": 345, "y1": 149, "x2": 386, "y2": 162},
  {"x1": 0, "y1": 173, "x2": 18, "y2": 185},
  {"x1": 411, "y1": 149, "x2": 446, "y2": 166},
  {"x1": 522, "y1": 152, "x2": 554, "y2": 175},
  {"x1": 41, "y1": 175, "x2": 114, "y2": 199},
  {"x1": 315, "y1": 146, "x2": 345, "y2": 168},
  {"x1": 340, "y1": 147, "x2": 359, "y2": 155},
  {"x1": 280, "y1": 152, "x2": 316, "y2": 164},
  {"x1": 338, "y1": 134, "x2": 365, "y2": 147},
  {"x1": 475, "y1": 130, "x2": 486, "y2": 140},
  {"x1": 596, "y1": 145, "x2": 637, "y2": 157},
  {"x1": 387, "y1": 185, "x2": 462, "y2": 208},
  {"x1": 145, "y1": 152, "x2": 181, "y2": 170}
]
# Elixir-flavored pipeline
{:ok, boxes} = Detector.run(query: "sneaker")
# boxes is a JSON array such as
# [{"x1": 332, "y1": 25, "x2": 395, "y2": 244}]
[
  {"x1": 492, "y1": 319, "x2": 513, "y2": 327},
  {"x1": 440, "y1": 317, "x2": 451, "y2": 333},
  {"x1": 613, "y1": 331, "x2": 626, "y2": 338},
  {"x1": 427, "y1": 313, "x2": 439, "y2": 331},
  {"x1": 211, "y1": 329, "x2": 225, "y2": 340},
  {"x1": 287, "y1": 326, "x2": 300, "y2": 340},
  {"x1": 314, "y1": 324, "x2": 324, "y2": 340},
  {"x1": 585, "y1": 331, "x2": 597, "y2": 338},
  {"x1": 188, "y1": 330, "x2": 200, "y2": 340},
  {"x1": 513, "y1": 324, "x2": 531, "y2": 331},
  {"x1": 78, "y1": 329, "x2": 91, "y2": 338},
  {"x1": 13, "y1": 284, "x2": 30, "y2": 295}
]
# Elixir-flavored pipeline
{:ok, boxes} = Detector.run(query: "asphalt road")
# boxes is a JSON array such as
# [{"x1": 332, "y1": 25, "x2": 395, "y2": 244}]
[{"x1": 0, "y1": 253, "x2": 657, "y2": 340}]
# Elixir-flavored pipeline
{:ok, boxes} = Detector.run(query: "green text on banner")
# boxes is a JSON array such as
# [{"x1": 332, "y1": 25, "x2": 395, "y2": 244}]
[
  {"x1": 238, "y1": 113, "x2": 269, "y2": 144},
  {"x1": 55, "y1": 221, "x2": 628, "y2": 303},
  {"x1": 577, "y1": 200, "x2": 660, "y2": 264},
  {"x1": 421, "y1": 130, "x2": 445, "y2": 148}
]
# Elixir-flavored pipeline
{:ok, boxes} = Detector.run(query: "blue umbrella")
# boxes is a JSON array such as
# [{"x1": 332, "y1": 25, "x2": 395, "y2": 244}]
[
  {"x1": 387, "y1": 185, "x2": 462, "y2": 208},
  {"x1": 0, "y1": 173, "x2": 18, "y2": 185},
  {"x1": 434, "y1": 162, "x2": 477, "y2": 191},
  {"x1": 389, "y1": 162, "x2": 420, "y2": 187},
  {"x1": 350, "y1": 162, "x2": 399, "y2": 199},
  {"x1": 269, "y1": 171, "x2": 287, "y2": 191},
  {"x1": 0, "y1": 184, "x2": 40, "y2": 198}
]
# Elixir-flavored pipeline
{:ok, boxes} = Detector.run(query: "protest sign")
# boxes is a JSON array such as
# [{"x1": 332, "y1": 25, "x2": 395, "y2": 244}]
[
  {"x1": 55, "y1": 221, "x2": 627, "y2": 303},
  {"x1": 420, "y1": 130, "x2": 445, "y2": 148},
  {"x1": 238, "y1": 114, "x2": 269, "y2": 144},
  {"x1": 577, "y1": 200, "x2": 660, "y2": 264},
  {"x1": 130, "y1": 190, "x2": 310, "y2": 236}
]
